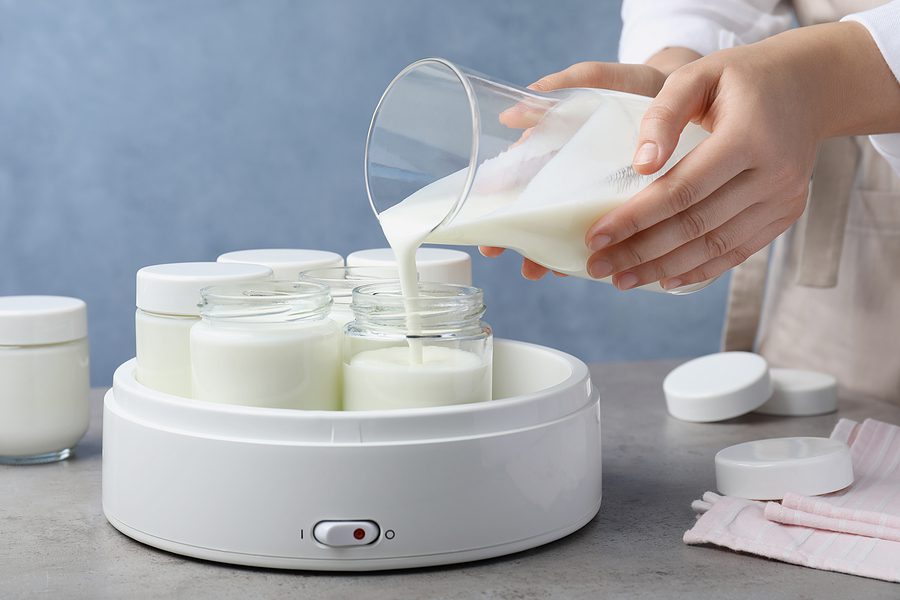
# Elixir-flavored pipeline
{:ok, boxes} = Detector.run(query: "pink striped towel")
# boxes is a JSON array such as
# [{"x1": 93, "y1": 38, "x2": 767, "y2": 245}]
[{"x1": 684, "y1": 418, "x2": 900, "y2": 583}]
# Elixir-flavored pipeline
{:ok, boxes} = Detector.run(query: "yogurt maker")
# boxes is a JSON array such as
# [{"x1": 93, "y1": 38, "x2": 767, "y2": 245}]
[{"x1": 102, "y1": 339, "x2": 602, "y2": 570}]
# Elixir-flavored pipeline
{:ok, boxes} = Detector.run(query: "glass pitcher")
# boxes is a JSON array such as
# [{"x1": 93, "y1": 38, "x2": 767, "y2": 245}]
[{"x1": 365, "y1": 57, "x2": 712, "y2": 294}]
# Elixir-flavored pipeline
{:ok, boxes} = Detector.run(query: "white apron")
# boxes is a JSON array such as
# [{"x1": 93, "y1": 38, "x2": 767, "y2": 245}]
[{"x1": 721, "y1": 0, "x2": 900, "y2": 404}]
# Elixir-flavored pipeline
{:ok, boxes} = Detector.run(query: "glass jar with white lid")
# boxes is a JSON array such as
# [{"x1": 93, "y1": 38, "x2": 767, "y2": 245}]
[
  {"x1": 190, "y1": 281, "x2": 341, "y2": 410},
  {"x1": 0, "y1": 296, "x2": 90, "y2": 464},
  {"x1": 217, "y1": 248, "x2": 344, "y2": 280},
  {"x1": 343, "y1": 282, "x2": 492, "y2": 411},
  {"x1": 346, "y1": 248, "x2": 472, "y2": 286},
  {"x1": 135, "y1": 262, "x2": 273, "y2": 398}
]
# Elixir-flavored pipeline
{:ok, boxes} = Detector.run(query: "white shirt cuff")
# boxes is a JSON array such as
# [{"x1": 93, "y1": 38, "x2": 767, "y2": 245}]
[
  {"x1": 619, "y1": 15, "x2": 733, "y2": 65},
  {"x1": 843, "y1": 1, "x2": 900, "y2": 177},
  {"x1": 618, "y1": 0, "x2": 792, "y2": 64},
  {"x1": 842, "y1": 1, "x2": 900, "y2": 86}
]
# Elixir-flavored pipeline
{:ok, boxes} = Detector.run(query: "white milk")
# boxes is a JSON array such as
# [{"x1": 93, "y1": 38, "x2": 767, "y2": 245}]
[
  {"x1": 378, "y1": 91, "x2": 708, "y2": 292},
  {"x1": 0, "y1": 296, "x2": 90, "y2": 463},
  {"x1": 134, "y1": 310, "x2": 196, "y2": 396},
  {"x1": 135, "y1": 262, "x2": 273, "y2": 397},
  {"x1": 346, "y1": 248, "x2": 472, "y2": 286},
  {"x1": 343, "y1": 346, "x2": 491, "y2": 411},
  {"x1": 191, "y1": 319, "x2": 341, "y2": 410},
  {"x1": 0, "y1": 340, "x2": 90, "y2": 460}
]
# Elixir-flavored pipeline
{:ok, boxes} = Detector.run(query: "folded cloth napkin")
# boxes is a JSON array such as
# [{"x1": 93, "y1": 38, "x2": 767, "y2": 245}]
[{"x1": 684, "y1": 418, "x2": 900, "y2": 583}]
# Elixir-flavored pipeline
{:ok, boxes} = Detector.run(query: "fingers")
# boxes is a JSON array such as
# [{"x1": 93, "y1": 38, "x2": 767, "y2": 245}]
[
  {"x1": 631, "y1": 65, "x2": 718, "y2": 175},
  {"x1": 586, "y1": 170, "x2": 759, "y2": 279},
  {"x1": 499, "y1": 103, "x2": 551, "y2": 130},
  {"x1": 661, "y1": 217, "x2": 796, "y2": 289},
  {"x1": 530, "y1": 62, "x2": 666, "y2": 97},
  {"x1": 607, "y1": 203, "x2": 794, "y2": 290},
  {"x1": 586, "y1": 130, "x2": 749, "y2": 251},
  {"x1": 521, "y1": 258, "x2": 549, "y2": 280},
  {"x1": 479, "y1": 247, "x2": 551, "y2": 280},
  {"x1": 479, "y1": 246, "x2": 505, "y2": 258},
  {"x1": 501, "y1": 62, "x2": 666, "y2": 129}
]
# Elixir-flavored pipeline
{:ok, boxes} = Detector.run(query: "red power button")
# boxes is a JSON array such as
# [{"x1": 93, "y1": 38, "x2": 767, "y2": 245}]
[{"x1": 313, "y1": 521, "x2": 380, "y2": 547}]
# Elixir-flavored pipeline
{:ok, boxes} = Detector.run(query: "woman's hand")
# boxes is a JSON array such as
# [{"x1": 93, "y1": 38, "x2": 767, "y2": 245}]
[
  {"x1": 481, "y1": 61, "x2": 670, "y2": 280},
  {"x1": 585, "y1": 21, "x2": 900, "y2": 290}
]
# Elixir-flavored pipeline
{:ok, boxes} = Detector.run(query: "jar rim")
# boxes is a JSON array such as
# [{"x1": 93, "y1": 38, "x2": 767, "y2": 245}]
[
  {"x1": 199, "y1": 281, "x2": 332, "y2": 322},
  {"x1": 299, "y1": 266, "x2": 401, "y2": 298},
  {"x1": 352, "y1": 281, "x2": 482, "y2": 303},
  {"x1": 350, "y1": 282, "x2": 485, "y2": 334}
]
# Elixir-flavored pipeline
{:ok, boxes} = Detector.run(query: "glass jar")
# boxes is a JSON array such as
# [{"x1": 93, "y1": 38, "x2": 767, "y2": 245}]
[
  {"x1": 343, "y1": 282, "x2": 492, "y2": 411},
  {"x1": 299, "y1": 266, "x2": 401, "y2": 327},
  {"x1": 0, "y1": 296, "x2": 90, "y2": 464},
  {"x1": 135, "y1": 262, "x2": 272, "y2": 397},
  {"x1": 190, "y1": 281, "x2": 341, "y2": 410}
]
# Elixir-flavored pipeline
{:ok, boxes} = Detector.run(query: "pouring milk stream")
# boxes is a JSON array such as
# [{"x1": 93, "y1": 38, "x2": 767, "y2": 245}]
[{"x1": 373, "y1": 87, "x2": 708, "y2": 362}]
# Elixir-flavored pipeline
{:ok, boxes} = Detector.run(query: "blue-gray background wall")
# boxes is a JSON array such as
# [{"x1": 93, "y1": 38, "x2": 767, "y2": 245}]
[{"x1": 0, "y1": 0, "x2": 728, "y2": 385}]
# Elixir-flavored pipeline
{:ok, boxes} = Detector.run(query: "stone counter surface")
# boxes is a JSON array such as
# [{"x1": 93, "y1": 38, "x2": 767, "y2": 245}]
[{"x1": 3, "y1": 360, "x2": 898, "y2": 599}]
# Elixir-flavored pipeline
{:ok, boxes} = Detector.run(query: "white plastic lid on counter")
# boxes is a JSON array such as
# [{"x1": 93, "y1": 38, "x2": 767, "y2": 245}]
[
  {"x1": 715, "y1": 437, "x2": 853, "y2": 500},
  {"x1": 136, "y1": 262, "x2": 273, "y2": 317},
  {"x1": 346, "y1": 248, "x2": 472, "y2": 285},
  {"x1": 217, "y1": 249, "x2": 343, "y2": 280},
  {"x1": 754, "y1": 368, "x2": 838, "y2": 416},
  {"x1": 663, "y1": 352, "x2": 772, "y2": 422},
  {"x1": 0, "y1": 296, "x2": 88, "y2": 345}
]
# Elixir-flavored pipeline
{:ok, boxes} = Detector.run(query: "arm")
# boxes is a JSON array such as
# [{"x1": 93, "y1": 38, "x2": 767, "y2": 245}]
[
  {"x1": 484, "y1": 0, "x2": 793, "y2": 280},
  {"x1": 843, "y1": 1, "x2": 900, "y2": 174},
  {"x1": 585, "y1": 19, "x2": 900, "y2": 291},
  {"x1": 620, "y1": 0, "x2": 792, "y2": 65}
]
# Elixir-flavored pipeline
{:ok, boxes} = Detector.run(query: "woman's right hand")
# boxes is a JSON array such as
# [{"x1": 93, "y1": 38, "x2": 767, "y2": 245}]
[{"x1": 480, "y1": 61, "x2": 672, "y2": 280}]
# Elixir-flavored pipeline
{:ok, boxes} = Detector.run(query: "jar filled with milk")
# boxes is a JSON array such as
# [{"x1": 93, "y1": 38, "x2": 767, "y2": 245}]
[
  {"x1": 343, "y1": 282, "x2": 492, "y2": 411},
  {"x1": 0, "y1": 296, "x2": 90, "y2": 464},
  {"x1": 366, "y1": 58, "x2": 711, "y2": 294},
  {"x1": 190, "y1": 281, "x2": 341, "y2": 410}
]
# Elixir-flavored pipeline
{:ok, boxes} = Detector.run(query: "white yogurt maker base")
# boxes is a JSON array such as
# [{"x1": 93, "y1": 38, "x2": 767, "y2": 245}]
[{"x1": 102, "y1": 339, "x2": 601, "y2": 571}]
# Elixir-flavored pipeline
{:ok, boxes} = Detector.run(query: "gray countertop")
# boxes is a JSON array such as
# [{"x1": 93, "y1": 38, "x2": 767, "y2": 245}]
[{"x1": 4, "y1": 360, "x2": 899, "y2": 599}]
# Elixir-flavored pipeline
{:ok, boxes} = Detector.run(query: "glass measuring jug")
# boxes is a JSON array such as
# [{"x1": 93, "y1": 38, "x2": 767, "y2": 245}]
[{"x1": 365, "y1": 58, "x2": 712, "y2": 294}]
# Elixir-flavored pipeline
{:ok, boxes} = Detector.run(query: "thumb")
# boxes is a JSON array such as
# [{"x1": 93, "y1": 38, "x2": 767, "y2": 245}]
[{"x1": 632, "y1": 67, "x2": 714, "y2": 175}]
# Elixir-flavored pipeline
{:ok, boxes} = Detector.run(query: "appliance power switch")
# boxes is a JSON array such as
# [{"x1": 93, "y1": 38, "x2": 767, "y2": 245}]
[{"x1": 313, "y1": 521, "x2": 380, "y2": 547}]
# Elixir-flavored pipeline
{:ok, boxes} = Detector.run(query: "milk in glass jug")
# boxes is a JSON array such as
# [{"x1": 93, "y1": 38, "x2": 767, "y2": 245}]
[{"x1": 365, "y1": 58, "x2": 711, "y2": 294}]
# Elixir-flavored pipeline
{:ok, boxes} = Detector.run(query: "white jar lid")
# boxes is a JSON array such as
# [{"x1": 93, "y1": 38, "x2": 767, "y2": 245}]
[
  {"x1": 137, "y1": 262, "x2": 273, "y2": 316},
  {"x1": 715, "y1": 437, "x2": 853, "y2": 500},
  {"x1": 754, "y1": 368, "x2": 837, "y2": 416},
  {"x1": 0, "y1": 295, "x2": 87, "y2": 345},
  {"x1": 217, "y1": 249, "x2": 343, "y2": 281},
  {"x1": 346, "y1": 248, "x2": 472, "y2": 285},
  {"x1": 663, "y1": 352, "x2": 771, "y2": 422}
]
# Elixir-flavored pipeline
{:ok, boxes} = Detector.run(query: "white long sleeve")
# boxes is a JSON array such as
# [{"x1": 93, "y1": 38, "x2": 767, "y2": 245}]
[
  {"x1": 619, "y1": 0, "x2": 793, "y2": 64},
  {"x1": 843, "y1": 1, "x2": 900, "y2": 176},
  {"x1": 620, "y1": 0, "x2": 900, "y2": 177}
]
